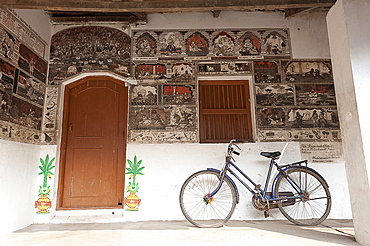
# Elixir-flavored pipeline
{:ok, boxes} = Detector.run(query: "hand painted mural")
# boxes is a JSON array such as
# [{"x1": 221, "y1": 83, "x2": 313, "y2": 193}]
[
  {"x1": 0, "y1": 10, "x2": 47, "y2": 144},
  {"x1": 48, "y1": 26, "x2": 131, "y2": 85},
  {"x1": 124, "y1": 156, "x2": 145, "y2": 211},
  {"x1": 132, "y1": 28, "x2": 291, "y2": 59}
]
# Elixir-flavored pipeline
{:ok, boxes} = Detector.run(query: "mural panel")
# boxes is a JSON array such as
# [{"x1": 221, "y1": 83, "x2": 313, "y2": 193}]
[
  {"x1": 0, "y1": 26, "x2": 20, "y2": 64},
  {"x1": 185, "y1": 31, "x2": 209, "y2": 56},
  {"x1": 158, "y1": 31, "x2": 183, "y2": 56},
  {"x1": 296, "y1": 84, "x2": 336, "y2": 106},
  {"x1": 49, "y1": 26, "x2": 131, "y2": 85},
  {"x1": 131, "y1": 108, "x2": 166, "y2": 130},
  {"x1": 284, "y1": 61, "x2": 332, "y2": 83},
  {"x1": 287, "y1": 108, "x2": 339, "y2": 129},
  {"x1": 239, "y1": 31, "x2": 261, "y2": 56},
  {"x1": 131, "y1": 85, "x2": 158, "y2": 105},
  {"x1": 198, "y1": 61, "x2": 251, "y2": 75},
  {"x1": 17, "y1": 71, "x2": 45, "y2": 106},
  {"x1": 171, "y1": 63, "x2": 194, "y2": 82},
  {"x1": 163, "y1": 85, "x2": 195, "y2": 105},
  {"x1": 9, "y1": 96, "x2": 42, "y2": 130},
  {"x1": 257, "y1": 108, "x2": 286, "y2": 128},
  {"x1": 254, "y1": 61, "x2": 281, "y2": 83},
  {"x1": 43, "y1": 86, "x2": 58, "y2": 132},
  {"x1": 130, "y1": 130, "x2": 197, "y2": 143},
  {"x1": 0, "y1": 57, "x2": 15, "y2": 93},
  {"x1": 212, "y1": 31, "x2": 235, "y2": 57},
  {"x1": 136, "y1": 32, "x2": 157, "y2": 57},
  {"x1": 255, "y1": 84, "x2": 294, "y2": 106}
]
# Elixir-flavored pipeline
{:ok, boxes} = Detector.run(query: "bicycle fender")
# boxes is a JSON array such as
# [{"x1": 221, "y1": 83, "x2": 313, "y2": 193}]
[
  {"x1": 271, "y1": 166, "x2": 329, "y2": 198},
  {"x1": 207, "y1": 168, "x2": 240, "y2": 203}
]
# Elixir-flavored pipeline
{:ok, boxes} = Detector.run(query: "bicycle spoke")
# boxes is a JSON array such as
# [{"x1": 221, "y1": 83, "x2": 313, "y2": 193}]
[
  {"x1": 275, "y1": 167, "x2": 331, "y2": 226},
  {"x1": 180, "y1": 170, "x2": 237, "y2": 227}
]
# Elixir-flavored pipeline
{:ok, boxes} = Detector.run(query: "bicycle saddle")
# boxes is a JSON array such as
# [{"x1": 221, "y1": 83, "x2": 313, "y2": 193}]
[{"x1": 260, "y1": 151, "x2": 281, "y2": 158}]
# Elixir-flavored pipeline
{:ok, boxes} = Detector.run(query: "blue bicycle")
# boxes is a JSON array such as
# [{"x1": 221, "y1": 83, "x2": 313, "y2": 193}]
[{"x1": 179, "y1": 139, "x2": 331, "y2": 227}]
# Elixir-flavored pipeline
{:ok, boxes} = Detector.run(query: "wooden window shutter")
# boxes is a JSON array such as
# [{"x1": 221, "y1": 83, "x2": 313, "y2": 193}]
[{"x1": 199, "y1": 80, "x2": 253, "y2": 143}]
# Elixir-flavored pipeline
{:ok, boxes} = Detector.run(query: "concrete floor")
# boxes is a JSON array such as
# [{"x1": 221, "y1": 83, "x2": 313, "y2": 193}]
[{"x1": 1, "y1": 220, "x2": 359, "y2": 246}]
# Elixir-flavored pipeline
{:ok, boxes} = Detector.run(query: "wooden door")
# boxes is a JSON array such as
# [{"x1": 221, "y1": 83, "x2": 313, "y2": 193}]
[
  {"x1": 58, "y1": 76, "x2": 128, "y2": 209},
  {"x1": 199, "y1": 80, "x2": 253, "y2": 143}
]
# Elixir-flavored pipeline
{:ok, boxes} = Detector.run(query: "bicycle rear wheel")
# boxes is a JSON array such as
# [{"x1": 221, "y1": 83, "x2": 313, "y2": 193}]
[
  {"x1": 274, "y1": 167, "x2": 331, "y2": 226},
  {"x1": 179, "y1": 170, "x2": 237, "y2": 228}
]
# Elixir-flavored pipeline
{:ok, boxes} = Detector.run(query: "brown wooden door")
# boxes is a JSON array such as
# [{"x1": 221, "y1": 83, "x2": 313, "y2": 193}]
[
  {"x1": 58, "y1": 76, "x2": 128, "y2": 209},
  {"x1": 199, "y1": 80, "x2": 253, "y2": 143}
]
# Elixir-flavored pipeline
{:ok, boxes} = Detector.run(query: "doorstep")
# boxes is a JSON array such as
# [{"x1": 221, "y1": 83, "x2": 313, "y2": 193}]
[{"x1": 50, "y1": 209, "x2": 126, "y2": 224}]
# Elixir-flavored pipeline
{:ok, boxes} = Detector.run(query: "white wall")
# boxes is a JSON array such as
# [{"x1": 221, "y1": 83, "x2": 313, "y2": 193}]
[
  {"x1": 124, "y1": 143, "x2": 351, "y2": 221},
  {"x1": 327, "y1": 0, "x2": 370, "y2": 244},
  {"x1": 0, "y1": 139, "x2": 41, "y2": 235}
]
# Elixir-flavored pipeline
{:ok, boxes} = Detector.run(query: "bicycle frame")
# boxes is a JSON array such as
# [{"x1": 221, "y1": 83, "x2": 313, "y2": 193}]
[{"x1": 207, "y1": 148, "x2": 311, "y2": 204}]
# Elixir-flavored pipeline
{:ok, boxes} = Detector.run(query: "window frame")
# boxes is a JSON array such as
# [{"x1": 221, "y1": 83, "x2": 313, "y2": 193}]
[{"x1": 198, "y1": 76, "x2": 255, "y2": 143}]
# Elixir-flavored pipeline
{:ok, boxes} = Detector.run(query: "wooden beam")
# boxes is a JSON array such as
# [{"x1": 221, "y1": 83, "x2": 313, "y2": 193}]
[
  {"x1": 284, "y1": 7, "x2": 318, "y2": 19},
  {"x1": 0, "y1": 0, "x2": 336, "y2": 13},
  {"x1": 47, "y1": 11, "x2": 147, "y2": 23}
]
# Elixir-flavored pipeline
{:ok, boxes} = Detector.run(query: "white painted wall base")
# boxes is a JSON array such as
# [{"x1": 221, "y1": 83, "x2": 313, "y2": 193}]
[{"x1": 0, "y1": 139, "x2": 41, "y2": 235}]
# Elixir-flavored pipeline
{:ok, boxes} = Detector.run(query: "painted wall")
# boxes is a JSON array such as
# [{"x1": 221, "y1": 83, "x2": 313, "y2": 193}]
[
  {"x1": 0, "y1": 9, "x2": 52, "y2": 235},
  {"x1": 120, "y1": 11, "x2": 350, "y2": 221},
  {"x1": 0, "y1": 9, "x2": 352, "y2": 234}
]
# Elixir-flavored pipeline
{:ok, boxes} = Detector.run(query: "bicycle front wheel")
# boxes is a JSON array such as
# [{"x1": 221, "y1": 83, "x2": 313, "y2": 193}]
[
  {"x1": 179, "y1": 170, "x2": 237, "y2": 228},
  {"x1": 274, "y1": 167, "x2": 331, "y2": 226}
]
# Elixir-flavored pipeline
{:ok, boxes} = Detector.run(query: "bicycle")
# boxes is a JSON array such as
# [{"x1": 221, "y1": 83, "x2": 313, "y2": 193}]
[{"x1": 179, "y1": 139, "x2": 331, "y2": 228}]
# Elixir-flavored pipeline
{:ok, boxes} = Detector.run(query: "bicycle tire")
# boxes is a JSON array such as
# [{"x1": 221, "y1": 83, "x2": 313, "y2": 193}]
[
  {"x1": 274, "y1": 167, "x2": 331, "y2": 226},
  {"x1": 179, "y1": 170, "x2": 237, "y2": 228}
]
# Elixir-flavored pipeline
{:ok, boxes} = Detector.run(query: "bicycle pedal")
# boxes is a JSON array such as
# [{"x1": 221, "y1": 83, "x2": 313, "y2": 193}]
[{"x1": 264, "y1": 211, "x2": 269, "y2": 218}]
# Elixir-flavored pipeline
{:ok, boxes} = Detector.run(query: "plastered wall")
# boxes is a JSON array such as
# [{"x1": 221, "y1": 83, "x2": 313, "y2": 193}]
[{"x1": 0, "y1": 10, "x2": 352, "y2": 234}]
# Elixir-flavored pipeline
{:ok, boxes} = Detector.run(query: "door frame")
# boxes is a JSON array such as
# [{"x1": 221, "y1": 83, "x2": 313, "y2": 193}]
[{"x1": 55, "y1": 72, "x2": 135, "y2": 210}]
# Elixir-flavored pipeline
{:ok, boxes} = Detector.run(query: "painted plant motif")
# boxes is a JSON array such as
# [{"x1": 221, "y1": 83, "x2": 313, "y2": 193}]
[
  {"x1": 124, "y1": 156, "x2": 145, "y2": 211},
  {"x1": 35, "y1": 154, "x2": 55, "y2": 214}
]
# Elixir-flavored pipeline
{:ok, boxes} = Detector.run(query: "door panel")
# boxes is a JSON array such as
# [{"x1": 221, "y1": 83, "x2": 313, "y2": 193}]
[{"x1": 59, "y1": 77, "x2": 127, "y2": 209}]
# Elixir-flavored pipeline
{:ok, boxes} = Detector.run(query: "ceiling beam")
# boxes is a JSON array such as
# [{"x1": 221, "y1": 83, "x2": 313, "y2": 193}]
[
  {"x1": 47, "y1": 11, "x2": 147, "y2": 23},
  {"x1": 0, "y1": 0, "x2": 336, "y2": 13},
  {"x1": 284, "y1": 7, "x2": 318, "y2": 19}
]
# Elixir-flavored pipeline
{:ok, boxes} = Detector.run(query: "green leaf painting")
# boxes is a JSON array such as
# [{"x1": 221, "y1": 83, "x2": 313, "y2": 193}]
[
  {"x1": 38, "y1": 154, "x2": 55, "y2": 196},
  {"x1": 126, "y1": 156, "x2": 145, "y2": 192}
]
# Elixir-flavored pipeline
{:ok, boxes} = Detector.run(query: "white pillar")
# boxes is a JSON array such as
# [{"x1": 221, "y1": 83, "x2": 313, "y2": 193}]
[{"x1": 327, "y1": 0, "x2": 370, "y2": 245}]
